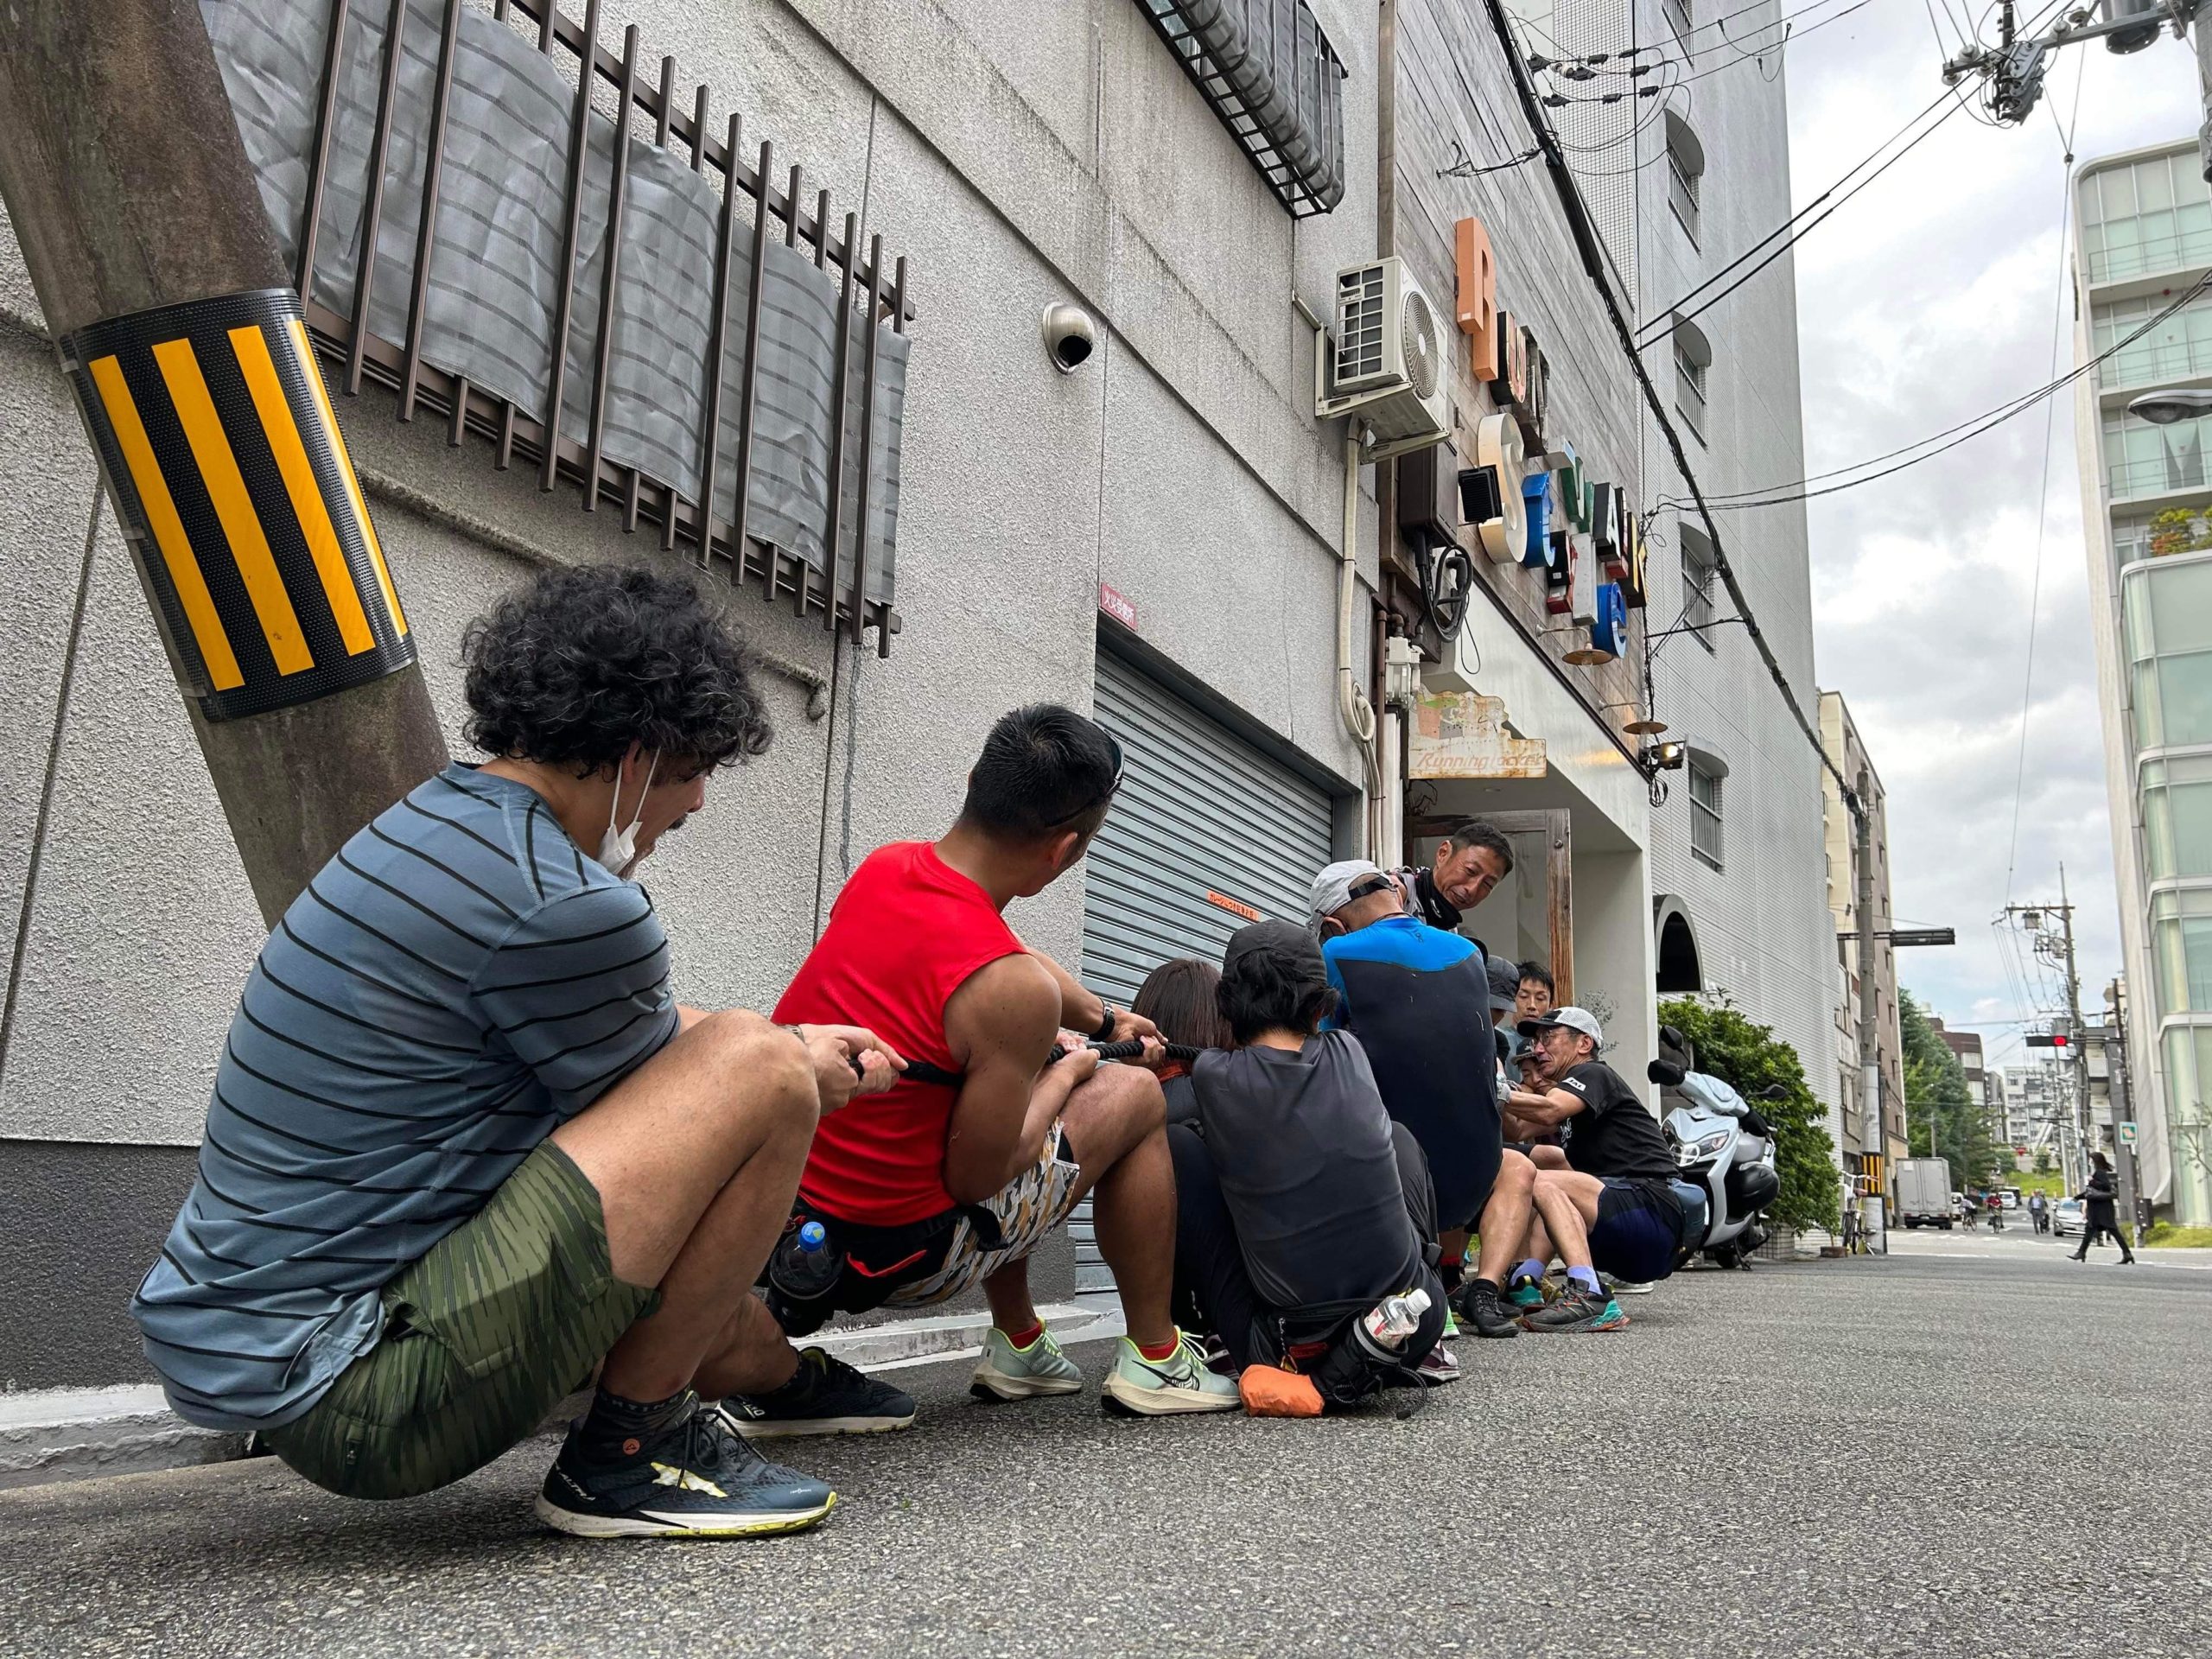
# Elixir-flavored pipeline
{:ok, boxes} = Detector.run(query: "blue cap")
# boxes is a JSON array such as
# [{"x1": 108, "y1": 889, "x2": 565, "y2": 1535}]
[{"x1": 797, "y1": 1220, "x2": 828, "y2": 1252}]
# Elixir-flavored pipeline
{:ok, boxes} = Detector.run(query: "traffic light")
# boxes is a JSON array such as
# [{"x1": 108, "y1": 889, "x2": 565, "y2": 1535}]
[{"x1": 2026, "y1": 1032, "x2": 2070, "y2": 1050}]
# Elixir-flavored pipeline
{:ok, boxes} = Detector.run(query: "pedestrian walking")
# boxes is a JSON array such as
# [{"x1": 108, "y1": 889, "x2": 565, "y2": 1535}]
[
  {"x1": 2069, "y1": 1154, "x2": 2137, "y2": 1264},
  {"x1": 2027, "y1": 1192, "x2": 2049, "y2": 1236}
]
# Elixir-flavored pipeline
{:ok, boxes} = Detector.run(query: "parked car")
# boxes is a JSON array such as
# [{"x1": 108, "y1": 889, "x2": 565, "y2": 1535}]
[{"x1": 2053, "y1": 1198, "x2": 2084, "y2": 1238}]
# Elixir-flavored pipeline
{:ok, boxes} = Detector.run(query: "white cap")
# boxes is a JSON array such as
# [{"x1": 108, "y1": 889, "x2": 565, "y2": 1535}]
[
  {"x1": 1306, "y1": 860, "x2": 1386, "y2": 930},
  {"x1": 1517, "y1": 1006, "x2": 1603, "y2": 1047}
]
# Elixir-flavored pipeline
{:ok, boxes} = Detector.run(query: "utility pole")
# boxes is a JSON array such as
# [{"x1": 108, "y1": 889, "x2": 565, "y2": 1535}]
[
  {"x1": 1944, "y1": 0, "x2": 2212, "y2": 180},
  {"x1": 2058, "y1": 865, "x2": 2094, "y2": 1192},
  {"x1": 0, "y1": 0, "x2": 448, "y2": 927}
]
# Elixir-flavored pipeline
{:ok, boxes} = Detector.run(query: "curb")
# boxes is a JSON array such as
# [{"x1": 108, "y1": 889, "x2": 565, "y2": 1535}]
[{"x1": 0, "y1": 1301, "x2": 1115, "y2": 1494}]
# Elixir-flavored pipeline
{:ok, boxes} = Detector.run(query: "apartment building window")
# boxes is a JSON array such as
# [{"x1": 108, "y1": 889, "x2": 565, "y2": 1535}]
[
  {"x1": 1663, "y1": 0, "x2": 1694, "y2": 48},
  {"x1": 1688, "y1": 758, "x2": 1725, "y2": 870},
  {"x1": 2151, "y1": 888, "x2": 2212, "y2": 1014},
  {"x1": 2093, "y1": 289, "x2": 2212, "y2": 391},
  {"x1": 2124, "y1": 556, "x2": 2212, "y2": 747},
  {"x1": 1665, "y1": 111, "x2": 1704, "y2": 243},
  {"x1": 2101, "y1": 407, "x2": 2212, "y2": 499},
  {"x1": 1673, "y1": 315, "x2": 1712, "y2": 444},
  {"x1": 1681, "y1": 526, "x2": 1719, "y2": 650},
  {"x1": 2143, "y1": 753, "x2": 2212, "y2": 880},
  {"x1": 2079, "y1": 147, "x2": 2212, "y2": 284}
]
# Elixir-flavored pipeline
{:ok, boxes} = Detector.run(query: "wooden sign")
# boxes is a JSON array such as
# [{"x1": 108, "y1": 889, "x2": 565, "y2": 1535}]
[{"x1": 1409, "y1": 690, "x2": 1548, "y2": 779}]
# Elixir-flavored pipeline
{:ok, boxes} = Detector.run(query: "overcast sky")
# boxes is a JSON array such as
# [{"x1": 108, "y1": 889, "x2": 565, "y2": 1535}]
[{"x1": 1778, "y1": 3, "x2": 2199, "y2": 1069}]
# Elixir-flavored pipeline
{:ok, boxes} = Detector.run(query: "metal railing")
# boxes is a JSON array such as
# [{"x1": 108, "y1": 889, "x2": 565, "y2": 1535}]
[
  {"x1": 2109, "y1": 452, "x2": 2212, "y2": 499},
  {"x1": 280, "y1": 0, "x2": 912, "y2": 651},
  {"x1": 2097, "y1": 335, "x2": 2212, "y2": 391},
  {"x1": 2085, "y1": 227, "x2": 2212, "y2": 285}
]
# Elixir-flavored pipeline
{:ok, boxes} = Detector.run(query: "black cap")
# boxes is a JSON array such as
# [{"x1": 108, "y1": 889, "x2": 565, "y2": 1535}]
[
  {"x1": 1224, "y1": 918, "x2": 1325, "y2": 978},
  {"x1": 1484, "y1": 954, "x2": 1521, "y2": 1013}
]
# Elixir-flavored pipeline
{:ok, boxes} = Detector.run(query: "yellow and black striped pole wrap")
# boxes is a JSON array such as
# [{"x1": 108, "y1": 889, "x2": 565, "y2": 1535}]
[{"x1": 60, "y1": 288, "x2": 414, "y2": 721}]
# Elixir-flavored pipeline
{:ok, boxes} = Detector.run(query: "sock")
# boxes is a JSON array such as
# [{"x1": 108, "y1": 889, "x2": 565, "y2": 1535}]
[
  {"x1": 1001, "y1": 1320, "x2": 1045, "y2": 1350},
  {"x1": 1567, "y1": 1266, "x2": 1601, "y2": 1295},
  {"x1": 1512, "y1": 1258, "x2": 1546, "y2": 1287},
  {"x1": 1135, "y1": 1332, "x2": 1181, "y2": 1363},
  {"x1": 578, "y1": 1385, "x2": 691, "y2": 1453}
]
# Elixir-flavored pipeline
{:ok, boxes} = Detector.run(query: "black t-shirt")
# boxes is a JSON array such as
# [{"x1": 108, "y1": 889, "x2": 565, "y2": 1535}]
[{"x1": 1556, "y1": 1061, "x2": 1675, "y2": 1184}]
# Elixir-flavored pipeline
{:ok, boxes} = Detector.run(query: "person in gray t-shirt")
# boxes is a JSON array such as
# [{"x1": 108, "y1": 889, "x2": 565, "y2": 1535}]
[{"x1": 133, "y1": 564, "x2": 903, "y2": 1541}]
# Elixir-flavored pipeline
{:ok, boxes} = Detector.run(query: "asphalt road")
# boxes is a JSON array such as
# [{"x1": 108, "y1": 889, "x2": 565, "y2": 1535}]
[{"x1": 4, "y1": 1245, "x2": 2206, "y2": 1659}]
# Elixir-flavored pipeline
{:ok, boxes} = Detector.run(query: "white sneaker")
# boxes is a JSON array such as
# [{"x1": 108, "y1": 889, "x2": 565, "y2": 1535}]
[
  {"x1": 969, "y1": 1325, "x2": 1085, "y2": 1401},
  {"x1": 1416, "y1": 1344, "x2": 1462, "y2": 1385},
  {"x1": 1100, "y1": 1332, "x2": 1240, "y2": 1416}
]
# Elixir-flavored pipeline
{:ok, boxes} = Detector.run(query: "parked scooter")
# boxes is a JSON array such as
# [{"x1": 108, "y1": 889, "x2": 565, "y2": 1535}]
[{"x1": 1649, "y1": 1026, "x2": 1782, "y2": 1271}]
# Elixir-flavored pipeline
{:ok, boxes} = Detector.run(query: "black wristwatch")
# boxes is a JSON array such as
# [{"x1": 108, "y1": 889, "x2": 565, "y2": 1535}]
[{"x1": 1091, "y1": 1001, "x2": 1119, "y2": 1041}]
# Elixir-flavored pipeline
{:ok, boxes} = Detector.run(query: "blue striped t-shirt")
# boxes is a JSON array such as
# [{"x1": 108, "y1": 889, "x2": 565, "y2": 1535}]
[{"x1": 133, "y1": 764, "x2": 678, "y2": 1431}]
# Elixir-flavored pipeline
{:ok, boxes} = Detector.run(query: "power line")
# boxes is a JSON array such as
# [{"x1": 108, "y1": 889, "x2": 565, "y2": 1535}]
[
  {"x1": 1649, "y1": 268, "x2": 2212, "y2": 512},
  {"x1": 1636, "y1": 83, "x2": 1975, "y2": 340},
  {"x1": 1542, "y1": 0, "x2": 1878, "y2": 101},
  {"x1": 1484, "y1": 0, "x2": 1868, "y2": 820},
  {"x1": 2004, "y1": 161, "x2": 2075, "y2": 902},
  {"x1": 1534, "y1": 0, "x2": 1876, "y2": 70}
]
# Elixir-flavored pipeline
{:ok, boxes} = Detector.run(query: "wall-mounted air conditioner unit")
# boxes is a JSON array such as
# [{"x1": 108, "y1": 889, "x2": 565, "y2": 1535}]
[{"x1": 1319, "y1": 256, "x2": 1450, "y2": 461}]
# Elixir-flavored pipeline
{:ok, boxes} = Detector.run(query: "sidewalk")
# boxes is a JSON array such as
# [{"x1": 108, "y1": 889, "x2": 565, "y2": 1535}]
[{"x1": 0, "y1": 1298, "x2": 1120, "y2": 1492}]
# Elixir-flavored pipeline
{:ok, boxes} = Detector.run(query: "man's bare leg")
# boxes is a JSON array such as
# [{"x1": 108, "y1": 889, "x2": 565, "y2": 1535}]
[
  {"x1": 1471, "y1": 1152, "x2": 1537, "y2": 1285},
  {"x1": 1059, "y1": 1063, "x2": 1176, "y2": 1351},
  {"x1": 1527, "y1": 1169, "x2": 1608, "y2": 1275},
  {"x1": 550, "y1": 1010, "x2": 817, "y2": 1402}
]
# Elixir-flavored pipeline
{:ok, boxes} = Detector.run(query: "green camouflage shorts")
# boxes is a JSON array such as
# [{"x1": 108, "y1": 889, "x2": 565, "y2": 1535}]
[{"x1": 265, "y1": 1140, "x2": 656, "y2": 1500}]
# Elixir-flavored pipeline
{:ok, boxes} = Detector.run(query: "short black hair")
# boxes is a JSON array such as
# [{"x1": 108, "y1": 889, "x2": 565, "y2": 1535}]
[
  {"x1": 1441, "y1": 818, "x2": 1515, "y2": 874},
  {"x1": 462, "y1": 564, "x2": 772, "y2": 774},
  {"x1": 959, "y1": 704, "x2": 1121, "y2": 841},
  {"x1": 1217, "y1": 921, "x2": 1338, "y2": 1044},
  {"x1": 1517, "y1": 963, "x2": 1554, "y2": 997},
  {"x1": 1133, "y1": 957, "x2": 1231, "y2": 1051}
]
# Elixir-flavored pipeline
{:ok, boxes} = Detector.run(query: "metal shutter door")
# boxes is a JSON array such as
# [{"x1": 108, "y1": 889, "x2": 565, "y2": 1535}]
[{"x1": 1069, "y1": 652, "x2": 1335, "y2": 1288}]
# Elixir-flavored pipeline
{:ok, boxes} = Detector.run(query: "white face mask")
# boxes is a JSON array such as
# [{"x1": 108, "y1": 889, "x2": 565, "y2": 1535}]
[{"x1": 597, "y1": 749, "x2": 660, "y2": 877}]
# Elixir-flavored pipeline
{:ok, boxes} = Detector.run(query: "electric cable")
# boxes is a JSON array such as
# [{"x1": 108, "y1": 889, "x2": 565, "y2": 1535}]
[
  {"x1": 1536, "y1": 0, "x2": 1880, "y2": 74},
  {"x1": 1541, "y1": 0, "x2": 1877, "y2": 101},
  {"x1": 1634, "y1": 81, "x2": 1972, "y2": 335},
  {"x1": 2004, "y1": 161, "x2": 2075, "y2": 903},
  {"x1": 1649, "y1": 270, "x2": 2212, "y2": 512}
]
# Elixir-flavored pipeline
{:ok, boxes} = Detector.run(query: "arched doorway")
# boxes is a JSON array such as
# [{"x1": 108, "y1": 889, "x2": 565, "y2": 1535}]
[{"x1": 1654, "y1": 895, "x2": 1702, "y2": 994}]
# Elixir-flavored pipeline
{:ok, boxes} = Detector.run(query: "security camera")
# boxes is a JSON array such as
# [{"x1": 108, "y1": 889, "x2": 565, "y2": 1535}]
[{"x1": 1041, "y1": 302, "x2": 1096, "y2": 373}]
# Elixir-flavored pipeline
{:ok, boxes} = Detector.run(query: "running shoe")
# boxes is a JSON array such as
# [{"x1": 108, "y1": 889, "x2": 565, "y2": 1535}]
[
  {"x1": 1416, "y1": 1344, "x2": 1461, "y2": 1385},
  {"x1": 1506, "y1": 1274, "x2": 1549, "y2": 1312},
  {"x1": 1453, "y1": 1277, "x2": 1522, "y2": 1338},
  {"x1": 1600, "y1": 1273, "x2": 1655, "y2": 1297},
  {"x1": 723, "y1": 1346, "x2": 917, "y2": 1438},
  {"x1": 536, "y1": 1395, "x2": 836, "y2": 1539},
  {"x1": 1521, "y1": 1287, "x2": 1630, "y2": 1333},
  {"x1": 970, "y1": 1325, "x2": 1085, "y2": 1401},
  {"x1": 1101, "y1": 1332, "x2": 1241, "y2": 1416},
  {"x1": 1439, "y1": 1306, "x2": 1462, "y2": 1343}
]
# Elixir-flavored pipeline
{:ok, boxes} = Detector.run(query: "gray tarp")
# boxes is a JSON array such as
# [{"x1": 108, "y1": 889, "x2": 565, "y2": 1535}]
[{"x1": 200, "y1": 0, "x2": 905, "y2": 604}]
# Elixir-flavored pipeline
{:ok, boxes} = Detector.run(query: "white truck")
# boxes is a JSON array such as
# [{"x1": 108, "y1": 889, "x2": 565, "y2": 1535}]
[{"x1": 1894, "y1": 1158, "x2": 1955, "y2": 1229}]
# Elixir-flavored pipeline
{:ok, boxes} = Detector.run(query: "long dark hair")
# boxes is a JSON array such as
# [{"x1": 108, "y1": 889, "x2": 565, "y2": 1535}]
[
  {"x1": 2092, "y1": 1152, "x2": 2112, "y2": 1173},
  {"x1": 1132, "y1": 957, "x2": 1230, "y2": 1051}
]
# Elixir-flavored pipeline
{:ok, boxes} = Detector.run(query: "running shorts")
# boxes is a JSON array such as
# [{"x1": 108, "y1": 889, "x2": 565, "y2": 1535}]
[{"x1": 1587, "y1": 1178, "x2": 1686, "y2": 1285}]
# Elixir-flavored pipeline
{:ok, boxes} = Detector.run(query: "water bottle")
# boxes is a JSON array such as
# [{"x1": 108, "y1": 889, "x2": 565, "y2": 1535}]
[
  {"x1": 1352, "y1": 1287, "x2": 1433, "y2": 1361},
  {"x1": 771, "y1": 1218, "x2": 839, "y2": 1300}
]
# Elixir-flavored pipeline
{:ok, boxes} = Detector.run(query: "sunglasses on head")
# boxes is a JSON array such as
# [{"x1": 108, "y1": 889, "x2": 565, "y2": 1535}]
[
  {"x1": 1344, "y1": 874, "x2": 1396, "y2": 903},
  {"x1": 1043, "y1": 730, "x2": 1125, "y2": 831}
]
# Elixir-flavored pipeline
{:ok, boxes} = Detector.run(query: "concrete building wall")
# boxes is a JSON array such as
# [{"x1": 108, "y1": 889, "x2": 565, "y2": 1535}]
[
  {"x1": 1821, "y1": 690, "x2": 1903, "y2": 1170},
  {"x1": 1630, "y1": 0, "x2": 1837, "y2": 1118},
  {"x1": 0, "y1": 0, "x2": 1382, "y2": 1386}
]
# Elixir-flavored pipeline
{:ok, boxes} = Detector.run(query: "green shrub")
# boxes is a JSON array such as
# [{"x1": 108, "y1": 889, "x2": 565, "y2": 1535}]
[{"x1": 1657, "y1": 997, "x2": 1838, "y2": 1236}]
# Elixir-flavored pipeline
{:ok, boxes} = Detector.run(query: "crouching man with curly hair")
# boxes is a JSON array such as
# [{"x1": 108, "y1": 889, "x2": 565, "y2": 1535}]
[{"x1": 132, "y1": 564, "x2": 903, "y2": 1540}]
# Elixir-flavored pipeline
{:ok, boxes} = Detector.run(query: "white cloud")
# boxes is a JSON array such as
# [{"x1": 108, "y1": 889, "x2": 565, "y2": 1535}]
[{"x1": 1783, "y1": 3, "x2": 2198, "y2": 1065}]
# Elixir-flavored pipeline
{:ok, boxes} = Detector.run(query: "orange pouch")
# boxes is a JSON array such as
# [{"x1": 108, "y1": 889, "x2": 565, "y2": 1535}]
[{"x1": 1238, "y1": 1363, "x2": 1323, "y2": 1418}]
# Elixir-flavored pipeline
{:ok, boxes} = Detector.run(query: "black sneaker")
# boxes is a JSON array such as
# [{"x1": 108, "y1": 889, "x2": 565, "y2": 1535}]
[
  {"x1": 1453, "y1": 1277, "x2": 1522, "y2": 1338},
  {"x1": 535, "y1": 1395, "x2": 835, "y2": 1539},
  {"x1": 722, "y1": 1345, "x2": 918, "y2": 1438}
]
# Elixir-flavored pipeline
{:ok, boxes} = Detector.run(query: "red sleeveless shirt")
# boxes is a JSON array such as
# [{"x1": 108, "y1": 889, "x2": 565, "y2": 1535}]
[{"x1": 775, "y1": 841, "x2": 1027, "y2": 1224}]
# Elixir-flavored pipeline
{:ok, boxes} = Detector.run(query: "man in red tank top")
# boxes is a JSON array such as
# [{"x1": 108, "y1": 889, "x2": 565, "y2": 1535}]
[{"x1": 723, "y1": 706, "x2": 1237, "y2": 1431}]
